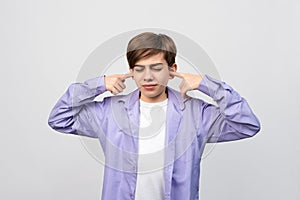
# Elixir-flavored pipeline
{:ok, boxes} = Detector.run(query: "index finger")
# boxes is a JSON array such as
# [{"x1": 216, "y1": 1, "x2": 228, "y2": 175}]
[
  {"x1": 170, "y1": 71, "x2": 184, "y2": 78},
  {"x1": 121, "y1": 72, "x2": 134, "y2": 80}
]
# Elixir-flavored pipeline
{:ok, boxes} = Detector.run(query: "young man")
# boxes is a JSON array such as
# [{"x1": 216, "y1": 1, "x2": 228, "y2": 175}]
[{"x1": 48, "y1": 32, "x2": 260, "y2": 200}]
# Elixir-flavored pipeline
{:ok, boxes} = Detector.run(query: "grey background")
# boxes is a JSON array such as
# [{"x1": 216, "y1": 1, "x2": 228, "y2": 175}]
[{"x1": 1, "y1": 0, "x2": 299, "y2": 199}]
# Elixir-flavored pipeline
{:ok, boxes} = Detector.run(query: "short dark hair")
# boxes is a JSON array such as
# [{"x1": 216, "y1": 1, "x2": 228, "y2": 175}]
[{"x1": 126, "y1": 32, "x2": 177, "y2": 68}]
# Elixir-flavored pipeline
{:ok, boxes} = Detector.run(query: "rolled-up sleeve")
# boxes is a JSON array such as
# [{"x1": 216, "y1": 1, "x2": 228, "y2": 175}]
[{"x1": 198, "y1": 74, "x2": 261, "y2": 143}]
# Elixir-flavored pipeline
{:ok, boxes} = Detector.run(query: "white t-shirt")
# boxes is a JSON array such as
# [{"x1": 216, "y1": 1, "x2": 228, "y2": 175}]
[{"x1": 135, "y1": 99, "x2": 168, "y2": 200}]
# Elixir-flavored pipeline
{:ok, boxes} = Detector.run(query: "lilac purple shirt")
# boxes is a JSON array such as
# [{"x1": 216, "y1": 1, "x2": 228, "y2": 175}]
[{"x1": 48, "y1": 74, "x2": 260, "y2": 200}]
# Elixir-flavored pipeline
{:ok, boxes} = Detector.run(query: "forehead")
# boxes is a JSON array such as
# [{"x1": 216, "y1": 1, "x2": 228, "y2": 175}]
[{"x1": 135, "y1": 53, "x2": 167, "y2": 66}]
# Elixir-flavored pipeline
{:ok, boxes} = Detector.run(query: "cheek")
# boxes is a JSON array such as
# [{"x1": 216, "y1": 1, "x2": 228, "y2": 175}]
[
  {"x1": 153, "y1": 72, "x2": 169, "y2": 85},
  {"x1": 133, "y1": 73, "x2": 143, "y2": 85}
]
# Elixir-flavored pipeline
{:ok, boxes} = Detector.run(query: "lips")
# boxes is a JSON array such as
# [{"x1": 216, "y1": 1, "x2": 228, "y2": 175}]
[{"x1": 142, "y1": 84, "x2": 157, "y2": 89}]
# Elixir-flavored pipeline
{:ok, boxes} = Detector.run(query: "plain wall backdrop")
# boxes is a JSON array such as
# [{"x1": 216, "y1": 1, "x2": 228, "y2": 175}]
[{"x1": 1, "y1": 0, "x2": 299, "y2": 199}]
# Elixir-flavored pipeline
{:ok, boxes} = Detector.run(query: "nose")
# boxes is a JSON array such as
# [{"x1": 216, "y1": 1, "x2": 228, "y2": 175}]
[{"x1": 143, "y1": 67, "x2": 153, "y2": 81}]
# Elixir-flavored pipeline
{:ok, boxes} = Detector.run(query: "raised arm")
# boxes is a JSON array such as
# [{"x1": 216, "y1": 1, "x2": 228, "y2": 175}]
[
  {"x1": 197, "y1": 74, "x2": 261, "y2": 143},
  {"x1": 170, "y1": 70, "x2": 261, "y2": 143},
  {"x1": 47, "y1": 72, "x2": 133, "y2": 138},
  {"x1": 47, "y1": 76, "x2": 108, "y2": 138}
]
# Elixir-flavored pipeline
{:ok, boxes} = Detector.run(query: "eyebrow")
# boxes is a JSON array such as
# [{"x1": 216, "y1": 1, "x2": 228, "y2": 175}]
[{"x1": 133, "y1": 63, "x2": 164, "y2": 68}]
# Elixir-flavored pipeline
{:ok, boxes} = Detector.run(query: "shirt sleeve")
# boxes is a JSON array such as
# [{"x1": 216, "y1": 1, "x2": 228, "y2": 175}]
[
  {"x1": 197, "y1": 74, "x2": 261, "y2": 143},
  {"x1": 47, "y1": 75, "x2": 108, "y2": 138}
]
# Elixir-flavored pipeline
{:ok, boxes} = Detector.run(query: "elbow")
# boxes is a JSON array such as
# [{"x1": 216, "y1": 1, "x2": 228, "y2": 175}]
[
  {"x1": 47, "y1": 113, "x2": 66, "y2": 131},
  {"x1": 255, "y1": 122, "x2": 261, "y2": 135},
  {"x1": 47, "y1": 113, "x2": 76, "y2": 134},
  {"x1": 48, "y1": 116, "x2": 58, "y2": 131},
  {"x1": 248, "y1": 119, "x2": 261, "y2": 137},
  {"x1": 48, "y1": 119, "x2": 55, "y2": 130}
]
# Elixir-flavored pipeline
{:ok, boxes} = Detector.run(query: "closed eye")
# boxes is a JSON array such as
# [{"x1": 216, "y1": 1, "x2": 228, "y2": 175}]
[
  {"x1": 133, "y1": 66, "x2": 144, "y2": 72},
  {"x1": 152, "y1": 67, "x2": 162, "y2": 71},
  {"x1": 133, "y1": 64, "x2": 165, "y2": 72}
]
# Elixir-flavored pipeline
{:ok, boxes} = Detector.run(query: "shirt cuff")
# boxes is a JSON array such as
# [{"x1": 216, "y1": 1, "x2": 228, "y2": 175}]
[
  {"x1": 197, "y1": 74, "x2": 233, "y2": 100},
  {"x1": 83, "y1": 75, "x2": 107, "y2": 96}
]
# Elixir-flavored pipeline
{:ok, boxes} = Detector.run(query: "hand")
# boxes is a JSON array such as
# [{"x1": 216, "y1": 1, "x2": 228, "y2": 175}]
[
  {"x1": 170, "y1": 70, "x2": 203, "y2": 99},
  {"x1": 104, "y1": 72, "x2": 133, "y2": 95}
]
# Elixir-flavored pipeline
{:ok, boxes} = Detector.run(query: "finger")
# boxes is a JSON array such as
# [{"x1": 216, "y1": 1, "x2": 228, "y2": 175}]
[
  {"x1": 114, "y1": 84, "x2": 123, "y2": 93},
  {"x1": 111, "y1": 88, "x2": 119, "y2": 95},
  {"x1": 121, "y1": 72, "x2": 134, "y2": 80},
  {"x1": 170, "y1": 71, "x2": 184, "y2": 78},
  {"x1": 117, "y1": 81, "x2": 126, "y2": 89}
]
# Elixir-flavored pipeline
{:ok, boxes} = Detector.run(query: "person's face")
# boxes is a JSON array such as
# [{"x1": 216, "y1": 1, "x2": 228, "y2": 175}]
[{"x1": 129, "y1": 53, "x2": 177, "y2": 103}]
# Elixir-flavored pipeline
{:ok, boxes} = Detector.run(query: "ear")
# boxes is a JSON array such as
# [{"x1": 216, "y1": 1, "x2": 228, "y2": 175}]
[
  {"x1": 129, "y1": 67, "x2": 134, "y2": 79},
  {"x1": 169, "y1": 63, "x2": 177, "y2": 79}
]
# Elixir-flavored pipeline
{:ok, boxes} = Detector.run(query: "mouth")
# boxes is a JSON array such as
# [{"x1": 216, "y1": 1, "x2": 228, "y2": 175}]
[{"x1": 142, "y1": 84, "x2": 158, "y2": 90}]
